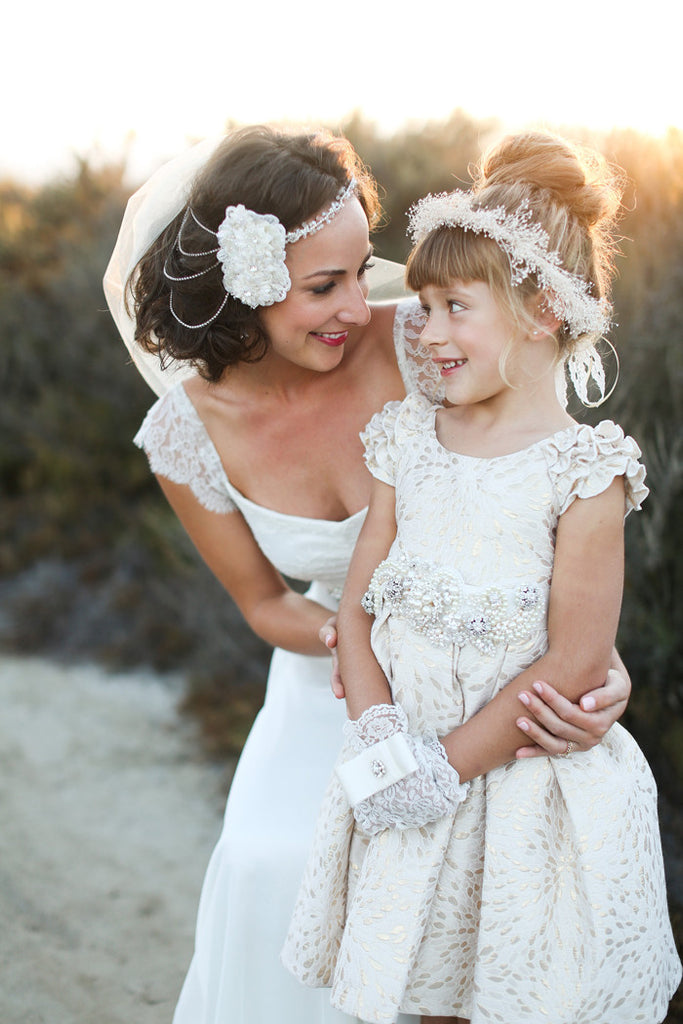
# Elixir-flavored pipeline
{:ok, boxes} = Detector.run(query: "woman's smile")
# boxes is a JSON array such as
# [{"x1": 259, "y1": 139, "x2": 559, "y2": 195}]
[{"x1": 311, "y1": 330, "x2": 349, "y2": 347}]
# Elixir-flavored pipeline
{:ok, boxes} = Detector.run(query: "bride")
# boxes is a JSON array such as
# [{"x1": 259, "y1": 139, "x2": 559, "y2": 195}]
[{"x1": 104, "y1": 125, "x2": 632, "y2": 1024}]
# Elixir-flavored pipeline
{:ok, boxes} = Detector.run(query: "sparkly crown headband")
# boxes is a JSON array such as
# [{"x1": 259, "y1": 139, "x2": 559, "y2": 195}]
[
  {"x1": 165, "y1": 178, "x2": 357, "y2": 328},
  {"x1": 407, "y1": 191, "x2": 611, "y2": 340}
]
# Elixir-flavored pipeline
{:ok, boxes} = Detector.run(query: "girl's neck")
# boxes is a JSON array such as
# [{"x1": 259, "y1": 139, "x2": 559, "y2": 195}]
[{"x1": 437, "y1": 376, "x2": 575, "y2": 459}]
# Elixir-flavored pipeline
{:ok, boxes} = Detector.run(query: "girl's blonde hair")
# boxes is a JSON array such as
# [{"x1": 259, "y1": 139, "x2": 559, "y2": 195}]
[{"x1": 406, "y1": 132, "x2": 626, "y2": 366}]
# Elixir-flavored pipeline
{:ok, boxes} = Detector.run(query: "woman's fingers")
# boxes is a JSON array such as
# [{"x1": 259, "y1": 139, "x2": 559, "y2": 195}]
[
  {"x1": 515, "y1": 680, "x2": 607, "y2": 757},
  {"x1": 319, "y1": 619, "x2": 344, "y2": 699},
  {"x1": 319, "y1": 618, "x2": 338, "y2": 651},
  {"x1": 579, "y1": 668, "x2": 629, "y2": 714},
  {"x1": 518, "y1": 681, "x2": 586, "y2": 732},
  {"x1": 330, "y1": 647, "x2": 345, "y2": 699},
  {"x1": 514, "y1": 714, "x2": 578, "y2": 758}
]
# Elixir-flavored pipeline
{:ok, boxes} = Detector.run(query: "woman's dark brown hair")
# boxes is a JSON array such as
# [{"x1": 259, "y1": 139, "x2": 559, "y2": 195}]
[{"x1": 129, "y1": 125, "x2": 380, "y2": 382}]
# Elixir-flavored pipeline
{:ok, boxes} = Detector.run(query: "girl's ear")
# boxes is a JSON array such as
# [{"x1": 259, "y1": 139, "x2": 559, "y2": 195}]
[{"x1": 529, "y1": 292, "x2": 562, "y2": 338}]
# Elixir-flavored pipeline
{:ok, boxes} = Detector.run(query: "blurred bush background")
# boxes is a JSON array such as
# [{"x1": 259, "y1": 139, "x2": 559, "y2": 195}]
[{"x1": 1, "y1": 112, "x2": 681, "y2": 1015}]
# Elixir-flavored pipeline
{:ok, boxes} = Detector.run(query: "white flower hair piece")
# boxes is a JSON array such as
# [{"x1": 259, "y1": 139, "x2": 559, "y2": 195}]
[
  {"x1": 216, "y1": 205, "x2": 290, "y2": 309},
  {"x1": 408, "y1": 191, "x2": 611, "y2": 340},
  {"x1": 166, "y1": 178, "x2": 358, "y2": 324}
]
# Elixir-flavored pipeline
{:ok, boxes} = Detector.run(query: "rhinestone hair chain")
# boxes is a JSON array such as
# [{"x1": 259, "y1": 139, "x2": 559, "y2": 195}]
[
  {"x1": 408, "y1": 191, "x2": 611, "y2": 339},
  {"x1": 164, "y1": 178, "x2": 357, "y2": 328},
  {"x1": 283, "y1": 178, "x2": 356, "y2": 243}
]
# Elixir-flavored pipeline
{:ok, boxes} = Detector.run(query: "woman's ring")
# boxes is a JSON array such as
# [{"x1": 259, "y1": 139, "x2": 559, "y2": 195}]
[{"x1": 561, "y1": 739, "x2": 575, "y2": 757}]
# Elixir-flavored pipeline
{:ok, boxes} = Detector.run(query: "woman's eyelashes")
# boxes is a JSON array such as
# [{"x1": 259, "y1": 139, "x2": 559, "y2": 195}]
[
  {"x1": 311, "y1": 280, "x2": 336, "y2": 295},
  {"x1": 310, "y1": 258, "x2": 374, "y2": 296}
]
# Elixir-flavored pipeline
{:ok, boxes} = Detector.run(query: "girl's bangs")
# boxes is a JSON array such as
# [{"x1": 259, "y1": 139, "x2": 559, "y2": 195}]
[{"x1": 406, "y1": 227, "x2": 508, "y2": 292}]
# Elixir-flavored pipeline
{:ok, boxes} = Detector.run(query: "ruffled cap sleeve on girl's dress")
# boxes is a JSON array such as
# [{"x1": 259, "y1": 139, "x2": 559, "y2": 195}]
[
  {"x1": 361, "y1": 392, "x2": 434, "y2": 486},
  {"x1": 548, "y1": 420, "x2": 649, "y2": 517},
  {"x1": 134, "y1": 385, "x2": 236, "y2": 515}
]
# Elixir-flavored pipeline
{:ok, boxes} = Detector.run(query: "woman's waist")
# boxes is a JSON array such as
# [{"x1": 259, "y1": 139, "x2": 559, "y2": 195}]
[{"x1": 361, "y1": 554, "x2": 548, "y2": 654}]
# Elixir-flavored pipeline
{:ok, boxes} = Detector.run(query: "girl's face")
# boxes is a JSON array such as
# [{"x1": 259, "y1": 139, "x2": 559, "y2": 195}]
[
  {"x1": 418, "y1": 280, "x2": 520, "y2": 407},
  {"x1": 258, "y1": 197, "x2": 373, "y2": 373}
]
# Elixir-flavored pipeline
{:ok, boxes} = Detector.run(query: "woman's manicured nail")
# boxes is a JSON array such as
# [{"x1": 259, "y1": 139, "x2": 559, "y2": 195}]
[
  {"x1": 518, "y1": 692, "x2": 530, "y2": 707},
  {"x1": 581, "y1": 695, "x2": 596, "y2": 711},
  {"x1": 532, "y1": 681, "x2": 544, "y2": 695},
  {"x1": 517, "y1": 719, "x2": 530, "y2": 732}
]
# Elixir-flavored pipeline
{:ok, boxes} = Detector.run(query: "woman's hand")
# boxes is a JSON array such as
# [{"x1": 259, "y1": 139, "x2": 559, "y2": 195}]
[
  {"x1": 319, "y1": 618, "x2": 344, "y2": 699},
  {"x1": 515, "y1": 657, "x2": 631, "y2": 758}
]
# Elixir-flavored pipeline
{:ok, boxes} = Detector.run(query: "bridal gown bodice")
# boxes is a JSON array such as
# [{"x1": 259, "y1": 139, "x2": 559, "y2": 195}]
[
  {"x1": 133, "y1": 299, "x2": 433, "y2": 1024},
  {"x1": 136, "y1": 380, "x2": 366, "y2": 603}
]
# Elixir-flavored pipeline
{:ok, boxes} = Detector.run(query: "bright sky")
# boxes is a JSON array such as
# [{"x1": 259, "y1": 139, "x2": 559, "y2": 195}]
[{"x1": 5, "y1": 0, "x2": 682, "y2": 185}]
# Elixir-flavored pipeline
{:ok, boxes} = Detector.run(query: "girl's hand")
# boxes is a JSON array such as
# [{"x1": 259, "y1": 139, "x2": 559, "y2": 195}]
[
  {"x1": 515, "y1": 665, "x2": 631, "y2": 758},
  {"x1": 319, "y1": 618, "x2": 344, "y2": 699},
  {"x1": 340, "y1": 703, "x2": 468, "y2": 834}
]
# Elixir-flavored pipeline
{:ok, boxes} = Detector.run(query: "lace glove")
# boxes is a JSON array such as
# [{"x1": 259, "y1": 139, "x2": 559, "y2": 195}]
[{"x1": 336, "y1": 703, "x2": 469, "y2": 835}]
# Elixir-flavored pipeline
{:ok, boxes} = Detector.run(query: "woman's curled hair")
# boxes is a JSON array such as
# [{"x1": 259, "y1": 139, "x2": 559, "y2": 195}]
[{"x1": 129, "y1": 125, "x2": 380, "y2": 382}]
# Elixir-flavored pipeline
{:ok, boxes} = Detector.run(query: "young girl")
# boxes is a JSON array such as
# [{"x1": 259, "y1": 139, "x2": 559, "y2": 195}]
[{"x1": 282, "y1": 132, "x2": 682, "y2": 1023}]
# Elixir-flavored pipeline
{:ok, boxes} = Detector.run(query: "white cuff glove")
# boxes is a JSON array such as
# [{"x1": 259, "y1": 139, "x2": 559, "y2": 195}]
[{"x1": 336, "y1": 703, "x2": 469, "y2": 835}]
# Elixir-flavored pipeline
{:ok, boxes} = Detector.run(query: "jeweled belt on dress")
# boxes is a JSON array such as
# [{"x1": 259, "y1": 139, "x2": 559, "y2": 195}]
[{"x1": 361, "y1": 556, "x2": 547, "y2": 654}]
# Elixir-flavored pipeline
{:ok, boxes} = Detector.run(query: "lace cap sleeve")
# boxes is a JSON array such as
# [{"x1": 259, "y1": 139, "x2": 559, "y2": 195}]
[
  {"x1": 360, "y1": 393, "x2": 434, "y2": 486},
  {"x1": 134, "y1": 385, "x2": 236, "y2": 515},
  {"x1": 549, "y1": 420, "x2": 649, "y2": 517},
  {"x1": 393, "y1": 297, "x2": 444, "y2": 401}
]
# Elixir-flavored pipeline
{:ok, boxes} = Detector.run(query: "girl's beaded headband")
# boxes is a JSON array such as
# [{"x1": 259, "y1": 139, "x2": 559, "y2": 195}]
[{"x1": 407, "y1": 190, "x2": 611, "y2": 340}]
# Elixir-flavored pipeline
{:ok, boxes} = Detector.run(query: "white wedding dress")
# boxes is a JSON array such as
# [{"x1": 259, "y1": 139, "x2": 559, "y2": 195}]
[{"x1": 133, "y1": 300, "x2": 433, "y2": 1024}]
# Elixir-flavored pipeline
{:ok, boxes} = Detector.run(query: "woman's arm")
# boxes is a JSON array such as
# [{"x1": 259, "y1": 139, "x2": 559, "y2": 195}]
[
  {"x1": 441, "y1": 478, "x2": 627, "y2": 781},
  {"x1": 157, "y1": 475, "x2": 336, "y2": 655}
]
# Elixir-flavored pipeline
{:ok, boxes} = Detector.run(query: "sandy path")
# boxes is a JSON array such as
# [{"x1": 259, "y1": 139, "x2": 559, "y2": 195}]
[{"x1": 0, "y1": 655, "x2": 231, "y2": 1024}]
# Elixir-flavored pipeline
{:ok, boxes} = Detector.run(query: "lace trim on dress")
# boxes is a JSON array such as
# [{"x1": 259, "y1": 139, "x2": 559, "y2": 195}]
[
  {"x1": 134, "y1": 385, "x2": 236, "y2": 515},
  {"x1": 393, "y1": 298, "x2": 443, "y2": 401},
  {"x1": 546, "y1": 420, "x2": 649, "y2": 516}
]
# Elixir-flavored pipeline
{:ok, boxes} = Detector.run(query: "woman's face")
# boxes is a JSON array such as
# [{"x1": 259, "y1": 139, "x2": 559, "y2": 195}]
[{"x1": 258, "y1": 197, "x2": 373, "y2": 372}]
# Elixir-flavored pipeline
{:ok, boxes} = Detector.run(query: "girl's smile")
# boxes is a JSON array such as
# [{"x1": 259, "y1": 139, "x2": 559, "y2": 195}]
[
  {"x1": 436, "y1": 357, "x2": 467, "y2": 375},
  {"x1": 418, "y1": 280, "x2": 514, "y2": 406}
]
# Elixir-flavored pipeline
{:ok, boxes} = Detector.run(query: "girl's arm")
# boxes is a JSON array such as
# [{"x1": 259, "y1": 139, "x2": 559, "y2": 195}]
[
  {"x1": 157, "y1": 475, "x2": 336, "y2": 655},
  {"x1": 441, "y1": 477, "x2": 626, "y2": 781},
  {"x1": 336, "y1": 477, "x2": 398, "y2": 716},
  {"x1": 323, "y1": 622, "x2": 631, "y2": 745},
  {"x1": 336, "y1": 476, "x2": 469, "y2": 833}
]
